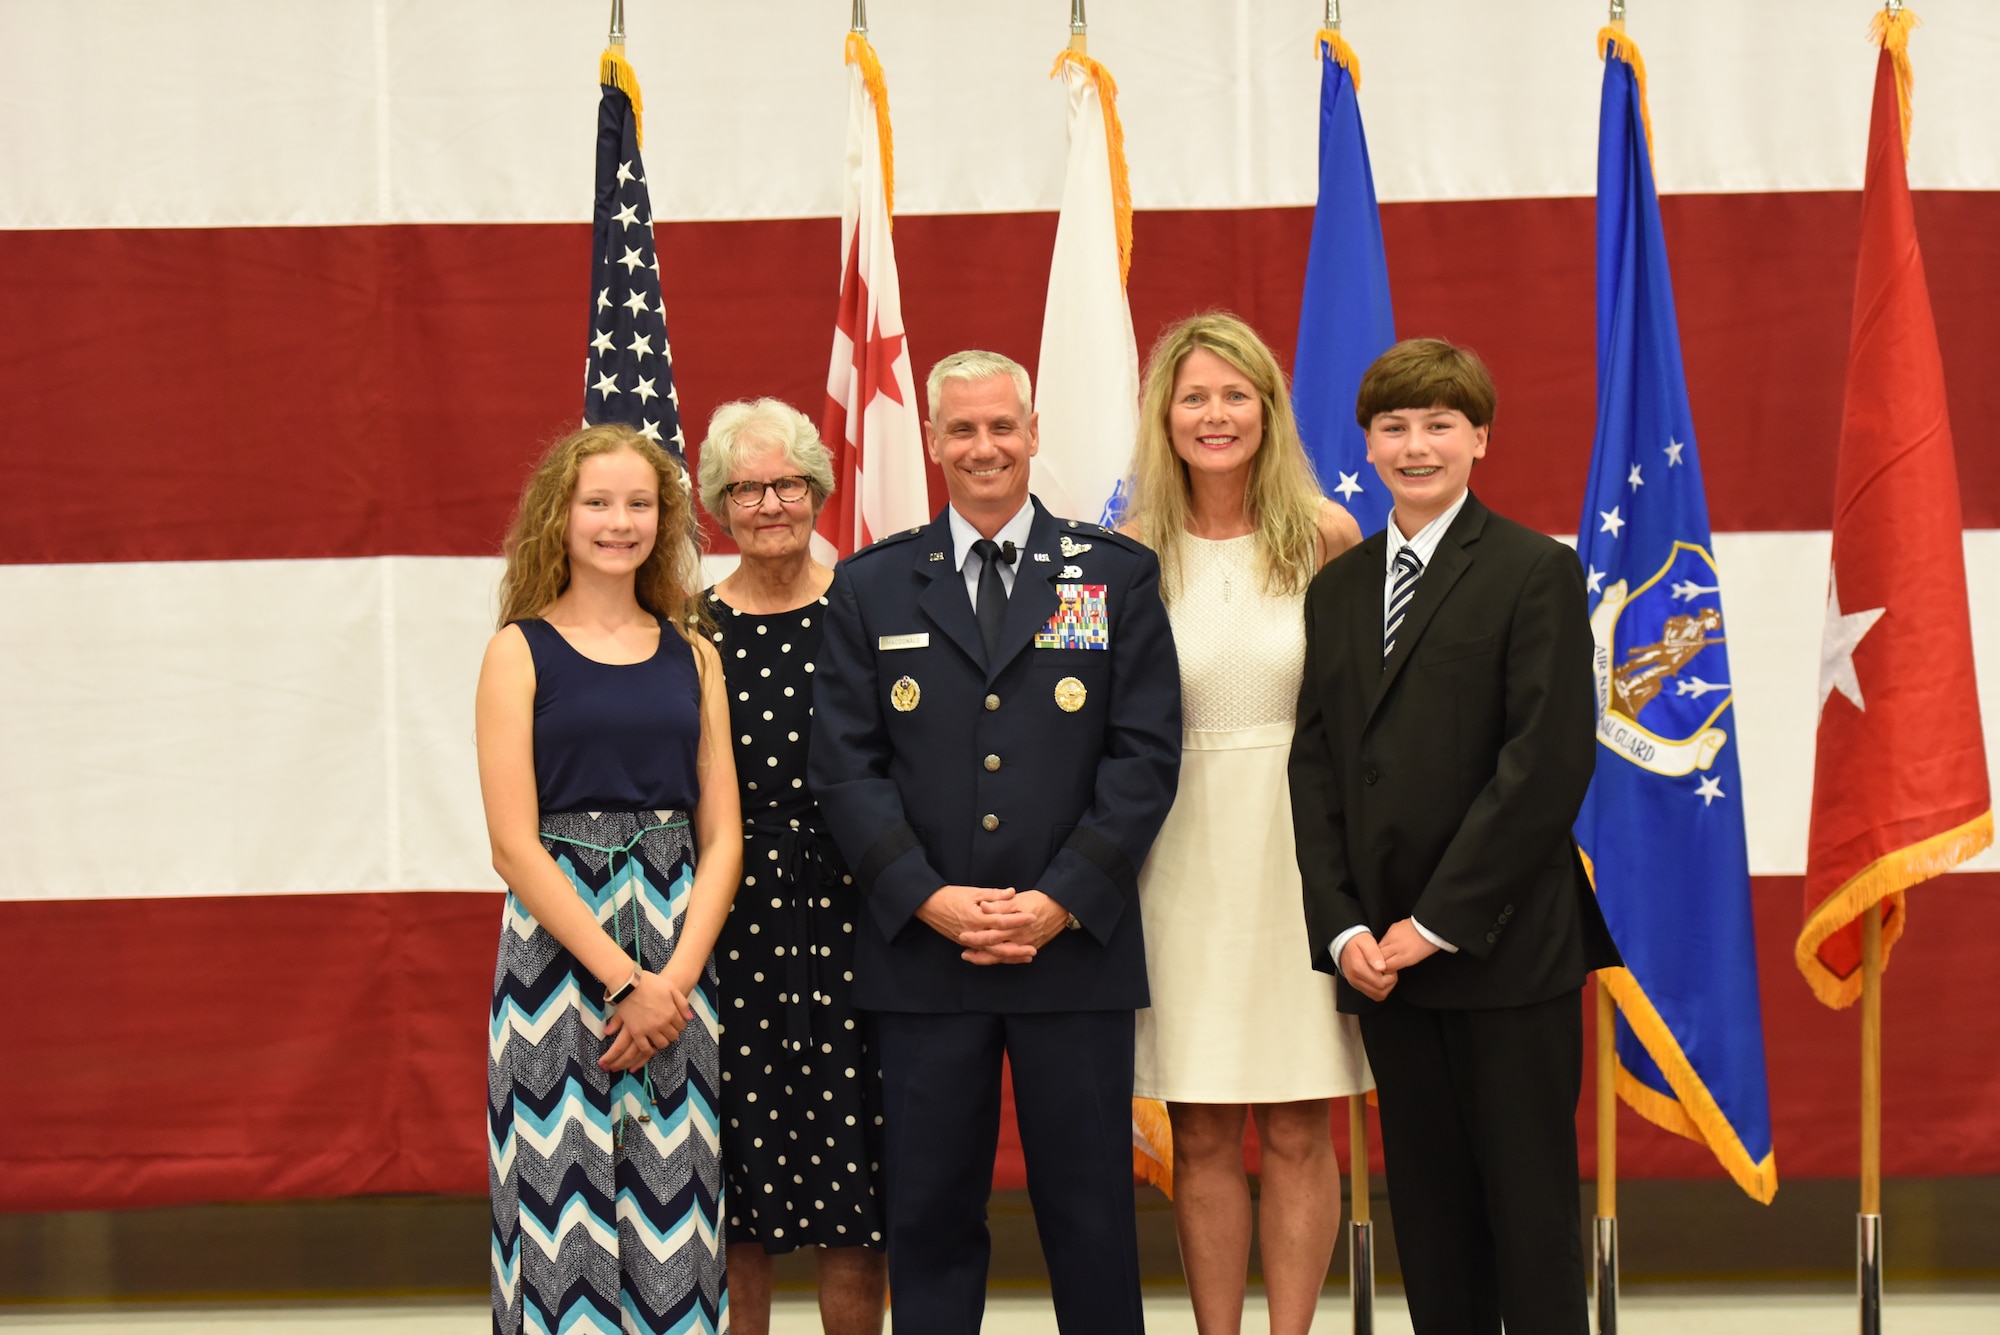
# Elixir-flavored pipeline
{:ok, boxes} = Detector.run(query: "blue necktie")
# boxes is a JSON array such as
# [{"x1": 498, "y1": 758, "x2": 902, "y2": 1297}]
[{"x1": 1385, "y1": 547, "x2": 1423, "y2": 659}]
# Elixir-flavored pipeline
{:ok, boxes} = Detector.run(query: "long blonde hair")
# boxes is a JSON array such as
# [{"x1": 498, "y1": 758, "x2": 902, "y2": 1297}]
[
  {"x1": 496, "y1": 423, "x2": 708, "y2": 636},
  {"x1": 1126, "y1": 312, "x2": 1324, "y2": 599}
]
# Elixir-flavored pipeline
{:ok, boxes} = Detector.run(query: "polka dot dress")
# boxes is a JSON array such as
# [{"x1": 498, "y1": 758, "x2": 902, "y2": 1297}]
[{"x1": 708, "y1": 590, "x2": 886, "y2": 1256}]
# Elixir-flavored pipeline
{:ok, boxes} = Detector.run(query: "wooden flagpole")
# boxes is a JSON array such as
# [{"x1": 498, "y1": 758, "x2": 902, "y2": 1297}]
[
  {"x1": 1595, "y1": 4, "x2": 1629, "y2": 1326},
  {"x1": 1068, "y1": 0, "x2": 1087, "y2": 53},
  {"x1": 1859, "y1": 900, "x2": 1884, "y2": 1334},
  {"x1": 1595, "y1": 978, "x2": 1619, "y2": 1334}
]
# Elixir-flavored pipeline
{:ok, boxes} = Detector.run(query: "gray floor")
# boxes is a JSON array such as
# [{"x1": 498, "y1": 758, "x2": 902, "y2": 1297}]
[{"x1": 1, "y1": 1292, "x2": 1998, "y2": 1333}]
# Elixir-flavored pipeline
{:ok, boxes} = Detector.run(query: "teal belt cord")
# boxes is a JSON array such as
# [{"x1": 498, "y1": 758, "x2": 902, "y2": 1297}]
[{"x1": 542, "y1": 814, "x2": 692, "y2": 1151}]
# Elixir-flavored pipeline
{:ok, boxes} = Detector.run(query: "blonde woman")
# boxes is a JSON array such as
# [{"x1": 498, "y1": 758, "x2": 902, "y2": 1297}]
[
  {"x1": 1124, "y1": 313, "x2": 1372, "y2": 1334},
  {"x1": 477, "y1": 423, "x2": 741, "y2": 1335}
]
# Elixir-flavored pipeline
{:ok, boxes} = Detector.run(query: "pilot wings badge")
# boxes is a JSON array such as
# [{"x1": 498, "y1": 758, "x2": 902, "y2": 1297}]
[{"x1": 1590, "y1": 540, "x2": 1732, "y2": 777}]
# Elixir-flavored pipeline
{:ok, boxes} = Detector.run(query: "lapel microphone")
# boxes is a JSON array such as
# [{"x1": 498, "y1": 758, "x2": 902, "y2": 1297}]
[{"x1": 1001, "y1": 541, "x2": 1017, "y2": 564}]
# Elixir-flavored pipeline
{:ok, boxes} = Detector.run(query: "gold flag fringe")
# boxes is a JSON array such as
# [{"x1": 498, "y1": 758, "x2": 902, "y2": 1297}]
[
  {"x1": 1597, "y1": 964, "x2": 1780, "y2": 1203},
  {"x1": 1314, "y1": 28, "x2": 1362, "y2": 91},
  {"x1": 1597, "y1": 27, "x2": 1655, "y2": 168},
  {"x1": 1050, "y1": 48, "x2": 1133, "y2": 288},
  {"x1": 845, "y1": 32, "x2": 898, "y2": 226},
  {"x1": 599, "y1": 47, "x2": 645, "y2": 148},
  {"x1": 1796, "y1": 809, "x2": 1991, "y2": 1010},
  {"x1": 1130, "y1": 1097, "x2": 1174, "y2": 1198},
  {"x1": 1579, "y1": 849, "x2": 1778, "y2": 1202},
  {"x1": 1870, "y1": 6, "x2": 1921, "y2": 160}
]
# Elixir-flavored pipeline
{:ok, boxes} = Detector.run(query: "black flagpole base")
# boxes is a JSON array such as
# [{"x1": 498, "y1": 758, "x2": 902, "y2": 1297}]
[
  {"x1": 1593, "y1": 1214, "x2": 1619, "y2": 1335},
  {"x1": 1348, "y1": 1217, "x2": 1374, "y2": 1335},
  {"x1": 1858, "y1": 1213, "x2": 1884, "y2": 1335}
]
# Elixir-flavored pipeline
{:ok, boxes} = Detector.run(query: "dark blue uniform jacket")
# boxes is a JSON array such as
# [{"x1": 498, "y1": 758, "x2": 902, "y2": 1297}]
[{"x1": 809, "y1": 499, "x2": 1182, "y2": 1014}]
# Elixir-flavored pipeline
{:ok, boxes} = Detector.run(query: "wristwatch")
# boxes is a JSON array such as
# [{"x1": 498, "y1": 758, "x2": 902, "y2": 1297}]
[{"x1": 605, "y1": 968, "x2": 640, "y2": 1006}]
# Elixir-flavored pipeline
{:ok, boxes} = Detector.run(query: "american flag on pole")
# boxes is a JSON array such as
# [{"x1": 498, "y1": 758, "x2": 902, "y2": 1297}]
[
  {"x1": 586, "y1": 48, "x2": 683, "y2": 460},
  {"x1": 818, "y1": 32, "x2": 929, "y2": 559}
]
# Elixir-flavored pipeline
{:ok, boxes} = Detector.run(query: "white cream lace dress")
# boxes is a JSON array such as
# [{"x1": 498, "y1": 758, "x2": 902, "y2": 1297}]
[{"x1": 1134, "y1": 533, "x2": 1373, "y2": 1103}]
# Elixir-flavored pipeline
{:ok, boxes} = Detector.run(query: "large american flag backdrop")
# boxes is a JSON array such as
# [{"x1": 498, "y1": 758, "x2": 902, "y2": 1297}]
[{"x1": 3, "y1": 0, "x2": 1997, "y2": 1211}]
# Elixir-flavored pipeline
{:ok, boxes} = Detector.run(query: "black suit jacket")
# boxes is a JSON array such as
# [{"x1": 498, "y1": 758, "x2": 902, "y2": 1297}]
[
  {"x1": 809, "y1": 500, "x2": 1183, "y2": 1014},
  {"x1": 1289, "y1": 491, "x2": 1621, "y2": 1014}
]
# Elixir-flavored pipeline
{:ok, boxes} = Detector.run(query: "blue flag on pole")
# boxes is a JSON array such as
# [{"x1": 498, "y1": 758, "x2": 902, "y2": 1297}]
[
  {"x1": 1292, "y1": 30, "x2": 1395, "y2": 536},
  {"x1": 1575, "y1": 30, "x2": 1775, "y2": 1202}
]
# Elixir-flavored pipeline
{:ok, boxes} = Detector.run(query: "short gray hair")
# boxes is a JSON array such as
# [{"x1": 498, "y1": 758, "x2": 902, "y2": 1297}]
[
  {"x1": 926, "y1": 350, "x2": 1033, "y2": 422},
  {"x1": 696, "y1": 398, "x2": 836, "y2": 524}
]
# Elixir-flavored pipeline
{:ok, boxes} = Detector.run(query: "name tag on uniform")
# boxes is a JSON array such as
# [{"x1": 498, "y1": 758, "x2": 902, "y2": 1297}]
[
  {"x1": 878, "y1": 632, "x2": 930, "y2": 651},
  {"x1": 1035, "y1": 583, "x2": 1109, "y2": 650}
]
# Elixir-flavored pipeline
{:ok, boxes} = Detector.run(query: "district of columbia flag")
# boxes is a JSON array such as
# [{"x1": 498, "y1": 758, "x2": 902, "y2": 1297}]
[
  {"x1": 818, "y1": 32, "x2": 929, "y2": 561},
  {"x1": 1032, "y1": 46, "x2": 1140, "y2": 529},
  {"x1": 1291, "y1": 26, "x2": 1396, "y2": 537},
  {"x1": 586, "y1": 47, "x2": 683, "y2": 459},
  {"x1": 1797, "y1": 9, "x2": 1992, "y2": 1008},
  {"x1": 1573, "y1": 25, "x2": 1776, "y2": 1203}
]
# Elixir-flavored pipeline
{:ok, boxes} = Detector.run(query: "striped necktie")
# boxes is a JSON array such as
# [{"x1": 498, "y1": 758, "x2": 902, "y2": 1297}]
[{"x1": 1385, "y1": 546, "x2": 1424, "y2": 659}]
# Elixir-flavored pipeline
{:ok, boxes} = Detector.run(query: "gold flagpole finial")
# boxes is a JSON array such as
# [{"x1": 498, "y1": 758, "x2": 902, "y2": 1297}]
[
  {"x1": 1609, "y1": 0, "x2": 1627, "y2": 31},
  {"x1": 1070, "y1": 0, "x2": 1088, "y2": 52},
  {"x1": 852, "y1": 0, "x2": 868, "y2": 36},
  {"x1": 1326, "y1": 1, "x2": 1342, "y2": 30},
  {"x1": 1885, "y1": 0, "x2": 1904, "y2": 14},
  {"x1": 608, "y1": 0, "x2": 625, "y2": 47}
]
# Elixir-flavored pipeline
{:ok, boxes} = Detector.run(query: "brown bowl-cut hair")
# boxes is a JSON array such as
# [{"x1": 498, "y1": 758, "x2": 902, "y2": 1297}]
[
  {"x1": 495, "y1": 422, "x2": 709, "y2": 637},
  {"x1": 1354, "y1": 337, "x2": 1498, "y2": 429}
]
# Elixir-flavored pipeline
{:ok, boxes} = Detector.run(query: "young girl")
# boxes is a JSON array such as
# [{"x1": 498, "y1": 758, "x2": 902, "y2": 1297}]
[{"x1": 478, "y1": 423, "x2": 742, "y2": 1335}]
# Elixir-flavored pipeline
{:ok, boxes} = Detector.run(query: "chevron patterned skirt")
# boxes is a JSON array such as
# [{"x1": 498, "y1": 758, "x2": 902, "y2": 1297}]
[{"x1": 489, "y1": 809, "x2": 727, "y2": 1335}]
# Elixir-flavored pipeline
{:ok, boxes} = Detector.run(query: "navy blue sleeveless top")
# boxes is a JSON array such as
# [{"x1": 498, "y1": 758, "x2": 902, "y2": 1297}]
[{"x1": 514, "y1": 616, "x2": 702, "y2": 814}]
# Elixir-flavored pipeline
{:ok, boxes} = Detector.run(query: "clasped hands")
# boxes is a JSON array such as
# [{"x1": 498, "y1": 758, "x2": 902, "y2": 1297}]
[
  {"x1": 1339, "y1": 918, "x2": 1441, "y2": 1002},
  {"x1": 601, "y1": 966, "x2": 698, "y2": 1073},
  {"x1": 918, "y1": 884, "x2": 1071, "y2": 965}
]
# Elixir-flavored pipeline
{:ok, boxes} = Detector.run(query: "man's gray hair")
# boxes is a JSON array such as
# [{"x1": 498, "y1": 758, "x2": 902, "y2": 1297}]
[
  {"x1": 926, "y1": 350, "x2": 1033, "y2": 422},
  {"x1": 696, "y1": 398, "x2": 836, "y2": 524}
]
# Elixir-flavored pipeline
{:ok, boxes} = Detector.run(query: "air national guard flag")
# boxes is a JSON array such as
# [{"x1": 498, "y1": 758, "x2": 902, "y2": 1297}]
[
  {"x1": 1573, "y1": 28, "x2": 1775, "y2": 1203},
  {"x1": 1291, "y1": 27, "x2": 1396, "y2": 536},
  {"x1": 1797, "y1": 10, "x2": 1991, "y2": 1007},
  {"x1": 584, "y1": 48, "x2": 683, "y2": 460}
]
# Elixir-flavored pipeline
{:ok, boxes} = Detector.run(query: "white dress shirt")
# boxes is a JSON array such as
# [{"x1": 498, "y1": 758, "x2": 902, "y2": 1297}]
[
  {"x1": 947, "y1": 501, "x2": 1035, "y2": 612},
  {"x1": 1330, "y1": 489, "x2": 1470, "y2": 974}
]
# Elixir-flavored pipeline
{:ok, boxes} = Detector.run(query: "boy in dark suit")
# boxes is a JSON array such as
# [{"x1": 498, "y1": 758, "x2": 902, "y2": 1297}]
[{"x1": 1289, "y1": 338, "x2": 1620, "y2": 1335}]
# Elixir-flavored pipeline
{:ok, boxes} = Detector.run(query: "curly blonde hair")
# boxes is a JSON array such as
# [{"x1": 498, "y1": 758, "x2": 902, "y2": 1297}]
[
  {"x1": 1125, "y1": 312, "x2": 1324, "y2": 599},
  {"x1": 496, "y1": 423, "x2": 709, "y2": 636}
]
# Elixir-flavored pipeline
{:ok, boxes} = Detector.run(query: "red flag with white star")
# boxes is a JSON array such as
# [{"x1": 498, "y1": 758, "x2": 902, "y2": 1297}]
[
  {"x1": 818, "y1": 33, "x2": 929, "y2": 559},
  {"x1": 1798, "y1": 13, "x2": 1992, "y2": 1008}
]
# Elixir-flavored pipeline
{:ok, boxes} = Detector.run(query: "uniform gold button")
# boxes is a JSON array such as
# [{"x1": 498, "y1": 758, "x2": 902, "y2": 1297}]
[
  {"x1": 984, "y1": 694, "x2": 1000, "y2": 711},
  {"x1": 984, "y1": 754, "x2": 1001, "y2": 771},
  {"x1": 981, "y1": 814, "x2": 999, "y2": 831}
]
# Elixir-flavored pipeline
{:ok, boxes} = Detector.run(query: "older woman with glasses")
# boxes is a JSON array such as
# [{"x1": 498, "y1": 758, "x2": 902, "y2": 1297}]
[{"x1": 696, "y1": 399, "x2": 887, "y2": 1335}]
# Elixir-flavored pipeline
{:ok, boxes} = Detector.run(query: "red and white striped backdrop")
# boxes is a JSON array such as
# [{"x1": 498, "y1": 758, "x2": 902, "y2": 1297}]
[{"x1": 3, "y1": 0, "x2": 1997, "y2": 1210}]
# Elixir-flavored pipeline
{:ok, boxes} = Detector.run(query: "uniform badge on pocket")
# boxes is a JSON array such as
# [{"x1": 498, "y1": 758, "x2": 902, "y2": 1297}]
[{"x1": 1034, "y1": 583, "x2": 1109, "y2": 650}]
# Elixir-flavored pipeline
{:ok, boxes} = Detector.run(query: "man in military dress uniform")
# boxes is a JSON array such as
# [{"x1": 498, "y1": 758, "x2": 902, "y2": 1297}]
[{"x1": 810, "y1": 350, "x2": 1182, "y2": 1333}]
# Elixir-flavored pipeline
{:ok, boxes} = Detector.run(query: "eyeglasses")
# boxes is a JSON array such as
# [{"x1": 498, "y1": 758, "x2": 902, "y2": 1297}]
[{"x1": 723, "y1": 475, "x2": 812, "y2": 508}]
